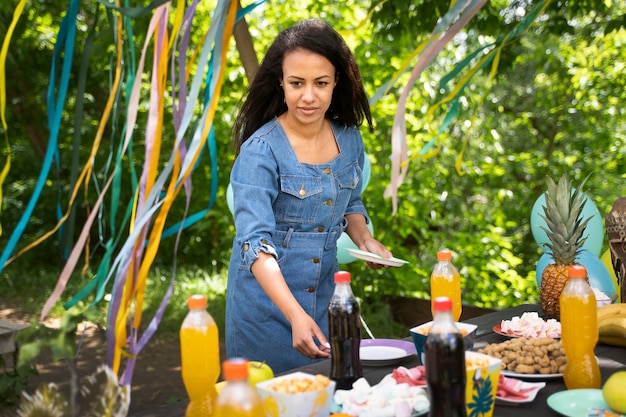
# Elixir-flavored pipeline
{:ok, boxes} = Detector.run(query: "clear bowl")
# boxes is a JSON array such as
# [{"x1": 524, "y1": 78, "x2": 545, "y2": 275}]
[{"x1": 596, "y1": 291, "x2": 618, "y2": 308}]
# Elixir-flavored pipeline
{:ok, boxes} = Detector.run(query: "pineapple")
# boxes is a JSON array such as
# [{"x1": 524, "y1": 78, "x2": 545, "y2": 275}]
[{"x1": 539, "y1": 173, "x2": 591, "y2": 319}]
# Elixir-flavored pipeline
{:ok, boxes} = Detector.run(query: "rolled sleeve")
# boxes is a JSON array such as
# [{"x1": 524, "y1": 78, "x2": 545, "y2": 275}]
[
  {"x1": 231, "y1": 138, "x2": 280, "y2": 271},
  {"x1": 239, "y1": 238, "x2": 278, "y2": 270}
]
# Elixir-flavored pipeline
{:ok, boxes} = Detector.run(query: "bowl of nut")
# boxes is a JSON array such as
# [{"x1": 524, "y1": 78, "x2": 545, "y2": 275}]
[
  {"x1": 410, "y1": 321, "x2": 478, "y2": 364},
  {"x1": 255, "y1": 371, "x2": 335, "y2": 417}
]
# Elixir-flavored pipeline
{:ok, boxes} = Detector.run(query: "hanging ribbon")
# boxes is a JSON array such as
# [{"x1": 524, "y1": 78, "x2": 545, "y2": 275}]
[
  {"x1": 384, "y1": 0, "x2": 488, "y2": 215},
  {"x1": 0, "y1": 0, "x2": 80, "y2": 270},
  {"x1": 0, "y1": 0, "x2": 28, "y2": 237}
]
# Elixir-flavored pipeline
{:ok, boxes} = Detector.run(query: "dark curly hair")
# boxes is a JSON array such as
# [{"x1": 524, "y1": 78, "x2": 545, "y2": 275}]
[{"x1": 233, "y1": 19, "x2": 373, "y2": 155}]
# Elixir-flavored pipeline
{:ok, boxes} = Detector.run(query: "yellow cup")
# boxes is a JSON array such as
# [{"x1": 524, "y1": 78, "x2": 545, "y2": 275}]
[{"x1": 465, "y1": 351, "x2": 502, "y2": 417}]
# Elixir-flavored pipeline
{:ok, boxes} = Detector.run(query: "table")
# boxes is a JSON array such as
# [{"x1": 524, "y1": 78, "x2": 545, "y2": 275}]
[{"x1": 131, "y1": 303, "x2": 626, "y2": 417}]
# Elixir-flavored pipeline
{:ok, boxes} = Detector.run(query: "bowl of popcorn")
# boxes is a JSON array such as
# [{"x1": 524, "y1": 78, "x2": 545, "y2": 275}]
[
  {"x1": 410, "y1": 321, "x2": 478, "y2": 364},
  {"x1": 465, "y1": 351, "x2": 502, "y2": 417},
  {"x1": 255, "y1": 372, "x2": 335, "y2": 417}
]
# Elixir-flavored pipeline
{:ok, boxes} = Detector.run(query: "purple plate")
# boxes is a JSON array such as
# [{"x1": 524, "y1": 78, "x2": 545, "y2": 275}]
[{"x1": 359, "y1": 339, "x2": 417, "y2": 366}]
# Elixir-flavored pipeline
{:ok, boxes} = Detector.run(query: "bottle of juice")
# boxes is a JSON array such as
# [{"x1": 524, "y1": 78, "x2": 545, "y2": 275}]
[
  {"x1": 180, "y1": 294, "x2": 220, "y2": 417},
  {"x1": 424, "y1": 296, "x2": 467, "y2": 417},
  {"x1": 214, "y1": 358, "x2": 264, "y2": 417},
  {"x1": 328, "y1": 271, "x2": 363, "y2": 390},
  {"x1": 560, "y1": 265, "x2": 601, "y2": 389},
  {"x1": 430, "y1": 250, "x2": 462, "y2": 322}
]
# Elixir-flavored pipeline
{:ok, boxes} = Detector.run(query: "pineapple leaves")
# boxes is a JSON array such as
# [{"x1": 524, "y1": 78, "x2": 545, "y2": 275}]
[{"x1": 538, "y1": 173, "x2": 593, "y2": 264}]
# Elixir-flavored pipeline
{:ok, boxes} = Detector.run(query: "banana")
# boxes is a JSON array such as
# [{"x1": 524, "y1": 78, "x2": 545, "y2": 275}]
[
  {"x1": 598, "y1": 316, "x2": 626, "y2": 338},
  {"x1": 598, "y1": 335, "x2": 626, "y2": 348},
  {"x1": 597, "y1": 303, "x2": 626, "y2": 323}
]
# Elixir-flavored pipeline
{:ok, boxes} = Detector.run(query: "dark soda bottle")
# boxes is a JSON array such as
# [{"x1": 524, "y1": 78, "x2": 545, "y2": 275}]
[
  {"x1": 328, "y1": 271, "x2": 363, "y2": 390},
  {"x1": 425, "y1": 296, "x2": 467, "y2": 417}
]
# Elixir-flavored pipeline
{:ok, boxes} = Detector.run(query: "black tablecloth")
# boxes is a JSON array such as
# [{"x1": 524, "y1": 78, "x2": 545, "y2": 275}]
[{"x1": 131, "y1": 303, "x2": 626, "y2": 417}]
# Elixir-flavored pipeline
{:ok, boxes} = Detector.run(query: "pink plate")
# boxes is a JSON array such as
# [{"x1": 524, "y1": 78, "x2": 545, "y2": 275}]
[
  {"x1": 493, "y1": 323, "x2": 517, "y2": 338},
  {"x1": 493, "y1": 323, "x2": 560, "y2": 339}
]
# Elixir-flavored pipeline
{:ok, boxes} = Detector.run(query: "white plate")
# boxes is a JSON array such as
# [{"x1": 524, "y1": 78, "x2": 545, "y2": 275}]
[
  {"x1": 500, "y1": 369, "x2": 563, "y2": 380},
  {"x1": 359, "y1": 339, "x2": 417, "y2": 366},
  {"x1": 496, "y1": 379, "x2": 546, "y2": 405},
  {"x1": 347, "y1": 248, "x2": 409, "y2": 267}
]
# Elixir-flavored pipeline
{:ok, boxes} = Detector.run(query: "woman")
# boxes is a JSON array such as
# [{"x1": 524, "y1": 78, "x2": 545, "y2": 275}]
[{"x1": 226, "y1": 19, "x2": 392, "y2": 373}]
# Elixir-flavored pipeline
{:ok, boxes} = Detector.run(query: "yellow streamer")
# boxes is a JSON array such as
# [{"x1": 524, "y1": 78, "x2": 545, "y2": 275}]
[
  {"x1": 0, "y1": 0, "x2": 28, "y2": 236},
  {"x1": 337, "y1": 0, "x2": 388, "y2": 37}
]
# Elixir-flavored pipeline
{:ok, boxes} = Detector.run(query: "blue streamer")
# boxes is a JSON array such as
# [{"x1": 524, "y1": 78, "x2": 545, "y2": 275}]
[{"x1": 0, "y1": 0, "x2": 79, "y2": 271}]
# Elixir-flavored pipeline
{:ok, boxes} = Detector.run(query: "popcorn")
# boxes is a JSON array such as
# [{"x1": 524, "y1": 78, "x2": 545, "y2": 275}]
[{"x1": 500, "y1": 312, "x2": 561, "y2": 338}]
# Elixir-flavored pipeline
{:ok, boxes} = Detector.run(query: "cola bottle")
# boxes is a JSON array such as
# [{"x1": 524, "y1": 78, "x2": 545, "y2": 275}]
[
  {"x1": 328, "y1": 271, "x2": 363, "y2": 390},
  {"x1": 424, "y1": 296, "x2": 467, "y2": 417}
]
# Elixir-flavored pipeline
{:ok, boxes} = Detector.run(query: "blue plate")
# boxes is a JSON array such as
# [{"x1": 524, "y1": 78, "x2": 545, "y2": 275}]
[{"x1": 547, "y1": 389, "x2": 612, "y2": 417}]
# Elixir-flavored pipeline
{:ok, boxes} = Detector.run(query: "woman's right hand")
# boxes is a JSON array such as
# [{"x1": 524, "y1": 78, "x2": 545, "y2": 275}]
[{"x1": 290, "y1": 312, "x2": 331, "y2": 359}]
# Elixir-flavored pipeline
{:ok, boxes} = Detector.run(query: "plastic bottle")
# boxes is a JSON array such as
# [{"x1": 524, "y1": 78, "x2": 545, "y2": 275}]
[
  {"x1": 180, "y1": 294, "x2": 220, "y2": 417},
  {"x1": 424, "y1": 296, "x2": 467, "y2": 417},
  {"x1": 430, "y1": 250, "x2": 462, "y2": 322},
  {"x1": 560, "y1": 265, "x2": 601, "y2": 389},
  {"x1": 214, "y1": 358, "x2": 264, "y2": 417},
  {"x1": 328, "y1": 270, "x2": 363, "y2": 390}
]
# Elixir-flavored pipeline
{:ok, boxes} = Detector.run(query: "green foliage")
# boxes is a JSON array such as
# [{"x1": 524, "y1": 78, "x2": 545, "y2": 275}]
[
  {"x1": 17, "y1": 307, "x2": 105, "y2": 367},
  {"x1": 0, "y1": 350, "x2": 38, "y2": 409},
  {"x1": 1, "y1": 0, "x2": 624, "y2": 345}
]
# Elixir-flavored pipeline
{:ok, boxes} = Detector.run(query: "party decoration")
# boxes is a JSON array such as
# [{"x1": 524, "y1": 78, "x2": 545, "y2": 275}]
[
  {"x1": 382, "y1": 0, "x2": 551, "y2": 213},
  {"x1": 337, "y1": 221, "x2": 374, "y2": 264},
  {"x1": 601, "y1": 249, "x2": 620, "y2": 302},
  {"x1": 605, "y1": 197, "x2": 626, "y2": 303},
  {"x1": 226, "y1": 182, "x2": 234, "y2": 215},
  {"x1": 530, "y1": 189, "x2": 604, "y2": 257},
  {"x1": 361, "y1": 152, "x2": 371, "y2": 192},
  {"x1": 536, "y1": 249, "x2": 617, "y2": 296}
]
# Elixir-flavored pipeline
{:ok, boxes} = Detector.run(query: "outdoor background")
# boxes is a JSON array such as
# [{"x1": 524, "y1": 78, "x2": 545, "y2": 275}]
[{"x1": 0, "y1": 0, "x2": 624, "y2": 412}]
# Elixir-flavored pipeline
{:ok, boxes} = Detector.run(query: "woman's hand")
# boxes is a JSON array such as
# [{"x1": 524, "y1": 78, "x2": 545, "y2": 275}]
[
  {"x1": 360, "y1": 237, "x2": 393, "y2": 269},
  {"x1": 290, "y1": 312, "x2": 331, "y2": 359},
  {"x1": 344, "y1": 214, "x2": 393, "y2": 269}
]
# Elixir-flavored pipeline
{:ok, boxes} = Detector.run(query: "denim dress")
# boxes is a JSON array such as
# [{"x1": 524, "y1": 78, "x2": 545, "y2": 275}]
[{"x1": 226, "y1": 117, "x2": 369, "y2": 374}]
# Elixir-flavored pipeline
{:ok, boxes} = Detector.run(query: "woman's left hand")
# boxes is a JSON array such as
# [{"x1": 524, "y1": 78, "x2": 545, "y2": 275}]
[{"x1": 360, "y1": 238, "x2": 393, "y2": 270}]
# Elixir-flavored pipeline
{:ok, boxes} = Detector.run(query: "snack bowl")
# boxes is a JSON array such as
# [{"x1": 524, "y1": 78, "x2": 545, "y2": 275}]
[
  {"x1": 255, "y1": 371, "x2": 335, "y2": 417},
  {"x1": 465, "y1": 351, "x2": 502, "y2": 417},
  {"x1": 595, "y1": 290, "x2": 618, "y2": 308},
  {"x1": 410, "y1": 321, "x2": 478, "y2": 363}
]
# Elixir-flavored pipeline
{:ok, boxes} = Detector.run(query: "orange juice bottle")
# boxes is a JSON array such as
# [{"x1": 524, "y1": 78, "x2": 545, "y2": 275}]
[
  {"x1": 180, "y1": 295, "x2": 220, "y2": 417},
  {"x1": 214, "y1": 358, "x2": 264, "y2": 417},
  {"x1": 560, "y1": 265, "x2": 601, "y2": 389},
  {"x1": 430, "y1": 250, "x2": 462, "y2": 321}
]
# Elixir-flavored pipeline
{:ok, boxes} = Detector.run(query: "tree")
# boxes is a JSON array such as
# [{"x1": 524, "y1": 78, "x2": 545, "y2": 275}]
[{"x1": 0, "y1": 0, "x2": 623, "y2": 314}]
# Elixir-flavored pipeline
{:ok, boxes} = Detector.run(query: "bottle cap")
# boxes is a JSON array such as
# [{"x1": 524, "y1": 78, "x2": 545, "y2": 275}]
[
  {"x1": 568, "y1": 264, "x2": 587, "y2": 279},
  {"x1": 187, "y1": 294, "x2": 207, "y2": 309},
  {"x1": 334, "y1": 271, "x2": 351, "y2": 283},
  {"x1": 222, "y1": 358, "x2": 249, "y2": 381},
  {"x1": 433, "y1": 296, "x2": 453, "y2": 312},
  {"x1": 437, "y1": 250, "x2": 453, "y2": 262}
]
